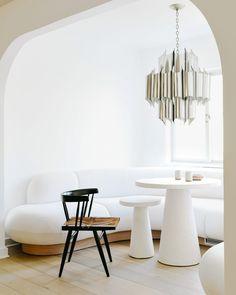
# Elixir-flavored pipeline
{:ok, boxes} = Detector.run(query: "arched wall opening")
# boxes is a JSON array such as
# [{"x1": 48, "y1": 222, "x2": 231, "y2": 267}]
[
  {"x1": 1, "y1": 0, "x2": 222, "y2": 251},
  {"x1": 0, "y1": 0, "x2": 124, "y2": 258},
  {"x1": 0, "y1": 1, "x2": 230, "y2": 292},
  {"x1": 3, "y1": 0, "x2": 222, "y2": 214}
]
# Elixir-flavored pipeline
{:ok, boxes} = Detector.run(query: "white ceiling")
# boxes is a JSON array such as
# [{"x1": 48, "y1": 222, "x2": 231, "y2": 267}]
[{"x1": 58, "y1": 0, "x2": 213, "y2": 50}]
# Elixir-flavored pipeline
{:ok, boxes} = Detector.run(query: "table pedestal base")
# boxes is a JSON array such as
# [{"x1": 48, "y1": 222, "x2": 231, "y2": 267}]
[
  {"x1": 158, "y1": 189, "x2": 201, "y2": 266},
  {"x1": 130, "y1": 207, "x2": 154, "y2": 258}
]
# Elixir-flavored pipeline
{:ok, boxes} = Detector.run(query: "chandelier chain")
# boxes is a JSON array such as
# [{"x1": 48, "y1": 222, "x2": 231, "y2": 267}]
[{"x1": 176, "y1": 9, "x2": 179, "y2": 55}]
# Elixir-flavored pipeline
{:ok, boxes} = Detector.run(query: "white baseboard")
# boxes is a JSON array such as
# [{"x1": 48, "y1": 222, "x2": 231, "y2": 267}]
[{"x1": 0, "y1": 246, "x2": 9, "y2": 259}]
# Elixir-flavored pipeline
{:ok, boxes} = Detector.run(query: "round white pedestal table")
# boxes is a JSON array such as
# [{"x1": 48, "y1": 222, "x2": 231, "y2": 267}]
[
  {"x1": 136, "y1": 178, "x2": 220, "y2": 266},
  {"x1": 120, "y1": 196, "x2": 161, "y2": 258}
]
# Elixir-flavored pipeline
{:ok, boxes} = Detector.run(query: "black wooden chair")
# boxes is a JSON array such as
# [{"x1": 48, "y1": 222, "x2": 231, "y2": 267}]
[{"x1": 58, "y1": 188, "x2": 120, "y2": 277}]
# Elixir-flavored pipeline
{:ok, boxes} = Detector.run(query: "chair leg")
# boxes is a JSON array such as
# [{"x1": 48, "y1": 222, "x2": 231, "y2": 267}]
[
  {"x1": 58, "y1": 230, "x2": 72, "y2": 277},
  {"x1": 67, "y1": 231, "x2": 79, "y2": 262},
  {"x1": 93, "y1": 231, "x2": 110, "y2": 277},
  {"x1": 103, "y1": 231, "x2": 112, "y2": 262}
]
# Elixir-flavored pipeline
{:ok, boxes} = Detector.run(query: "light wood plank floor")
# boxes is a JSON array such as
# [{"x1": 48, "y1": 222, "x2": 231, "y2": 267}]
[{"x1": 0, "y1": 241, "x2": 207, "y2": 295}]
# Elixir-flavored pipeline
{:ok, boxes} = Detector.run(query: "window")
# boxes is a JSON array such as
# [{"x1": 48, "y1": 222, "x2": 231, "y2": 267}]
[{"x1": 171, "y1": 71, "x2": 223, "y2": 165}]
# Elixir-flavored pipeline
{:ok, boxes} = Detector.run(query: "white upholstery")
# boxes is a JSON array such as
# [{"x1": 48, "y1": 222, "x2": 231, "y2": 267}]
[
  {"x1": 77, "y1": 167, "x2": 223, "y2": 199},
  {"x1": 5, "y1": 167, "x2": 224, "y2": 246},
  {"x1": 5, "y1": 202, "x2": 109, "y2": 245},
  {"x1": 190, "y1": 168, "x2": 223, "y2": 199},
  {"x1": 27, "y1": 171, "x2": 78, "y2": 203},
  {"x1": 76, "y1": 169, "x2": 133, "y2": 198},
  {"x1": 205, "y1": 202, "x2": 224, "y2": 240},
  {"x1": 199, "y1": 242, "x2": 224, "y2": 295},
  {"x1": 76, "y1": 168, "x2": 180, "y2": 197},
  {"x1": 192, "y1": 198, "x2": 224, "y2": 240}
]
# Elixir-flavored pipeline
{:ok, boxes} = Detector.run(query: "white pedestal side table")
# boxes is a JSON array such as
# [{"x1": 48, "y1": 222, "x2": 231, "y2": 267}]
[
  {"x1": 136, "y1": 178, "x2": 220, "y2": 266},
  {"x1": 120, "y1": 196, "x2": 161, "y2": 258}
]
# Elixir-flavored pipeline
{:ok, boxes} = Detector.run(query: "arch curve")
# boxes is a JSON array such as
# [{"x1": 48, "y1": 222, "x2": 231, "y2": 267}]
[
  {"x1": 0, "y1": 5, "x2": 232, "y2": 294},
  {"x1": 0, "y1": 0, "x2": 111, "y2": 258}
]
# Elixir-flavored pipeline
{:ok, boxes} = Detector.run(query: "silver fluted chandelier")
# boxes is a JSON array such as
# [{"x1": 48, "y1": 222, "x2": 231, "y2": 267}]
[{"x1": 146, "y1": 3, "x2": 211, "y2": 124}]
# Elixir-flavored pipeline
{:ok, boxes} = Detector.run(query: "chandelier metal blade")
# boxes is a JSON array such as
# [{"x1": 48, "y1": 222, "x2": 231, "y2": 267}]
[{"x1": 146, "y1": 3, "x2": 211, "y2": 124}]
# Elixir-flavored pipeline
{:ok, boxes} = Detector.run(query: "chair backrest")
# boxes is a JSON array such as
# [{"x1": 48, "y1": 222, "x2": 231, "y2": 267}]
[{"x1": 61, "y1": 188, "x2": 98, "y2": 227}]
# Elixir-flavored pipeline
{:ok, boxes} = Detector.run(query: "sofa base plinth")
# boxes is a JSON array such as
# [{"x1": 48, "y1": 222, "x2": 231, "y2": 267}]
[
  {"x1": 22, "y1": 237, "x2": 96, "y2": 256},
  {"x1": 21, "y1": 230, "x2": 134, "y2": 255},
  {"x1": 21, "y1": 230, "x2": 207, "y2": 256}
]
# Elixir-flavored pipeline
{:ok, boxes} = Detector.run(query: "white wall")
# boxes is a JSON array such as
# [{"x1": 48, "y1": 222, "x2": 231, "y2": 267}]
[
  {"x1": 4, "y1": 6, "x2": 221, "y2": 212},
  {"x1": 4, "y1": 21, "x2": 167, "y2": 211},
  {"x1": 0, "y1": 0, "x2": 111, "y2": 261}
]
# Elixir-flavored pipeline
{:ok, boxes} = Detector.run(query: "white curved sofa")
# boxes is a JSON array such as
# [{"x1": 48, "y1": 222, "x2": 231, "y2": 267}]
[{"x1": 5, "y1": 167, "x2": 224, "y2": 255}]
